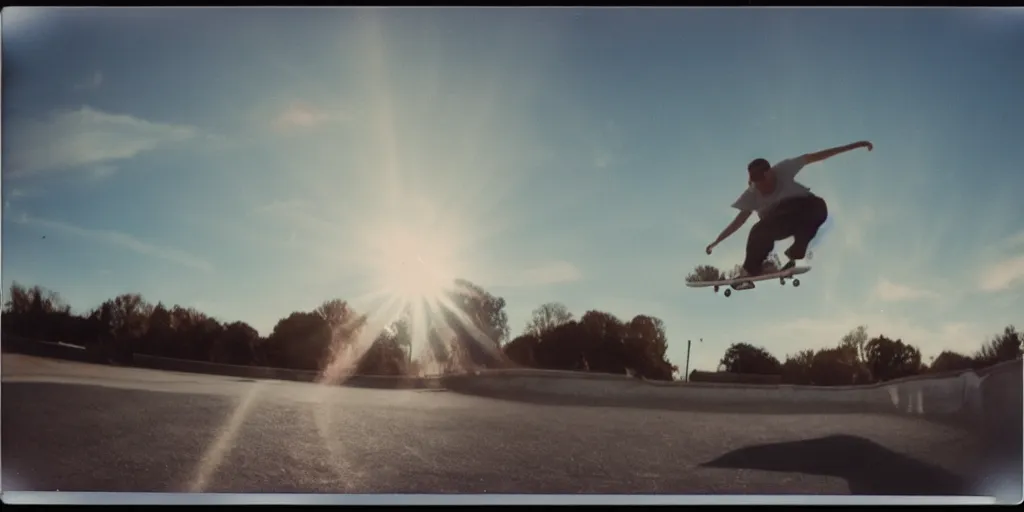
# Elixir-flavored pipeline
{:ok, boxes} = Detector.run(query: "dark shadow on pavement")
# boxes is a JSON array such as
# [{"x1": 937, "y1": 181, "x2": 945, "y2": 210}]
[{"x1": 701, "y1": 434, "x2": 970, "y2": 496}]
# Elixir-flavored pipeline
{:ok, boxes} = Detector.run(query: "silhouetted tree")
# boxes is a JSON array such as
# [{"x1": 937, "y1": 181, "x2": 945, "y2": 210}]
[
  {"x1": 864, "y1": 335, "x2": 922, "y2": 382},
  {"x1": 808, "y1": 346, "x2": 867, "y2": 386},
  {"x1": 624, "y1": 315, "x2": 676, "y2": 380},
  {"x1": 440, "y1": 279, "x2": 510, "y2": 369},
  {"x1": 315, "y1": 299, "x2": 366, "y2": 349},
  {"x1": 267, "y1": 312, "x2": 332, "y2": 371},
  {"x1": 839, "y1": 325, "x2": 869, "y2": 365},
  {"x1": 719, "y1": 342, "x2": 782, "y2": 375},
  {"x1": 504, "y1": 333, "x2": 541, "y2": 367},
  {"x1": 141, "y1": 303, "x2": 174, "y2": 356},
  {"x1": 781, "y1": 349, "x2": 815, "y2": 385},
  {"x1": 211, "y1": 321, "x2": 261, "y2": 366},
  {"x1": 929, "y1": 350, "x2": 975, "y2": 373},
  {"x1": 974, "y1": 325, "x2": 1022, "y2": 367},
  {"x1": 576, "y1": 310, "x2": 628, "y2": 374},
  {"x1": 533, "y1": 320, "x2": 587, "y2": 371},
  {"x1": 355, "y1": 330, "x2": 410, "y2": 376},
  {"x1": 524, "y1": 302, "x2": 574, "y2": 337}
]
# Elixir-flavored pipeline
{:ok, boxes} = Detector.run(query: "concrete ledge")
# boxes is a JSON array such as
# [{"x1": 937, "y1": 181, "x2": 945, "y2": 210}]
[
  {"x1": 442, "y1": 372, "x2": 892, "y2": 414},
  {"x1": 132, "y1": 354, "x2": 320, "y2": 382},
  {"x1": 5, "y1": 334, "x2": 1020, "y2": 442},
  {"x1": 977, "y1": 360, "x2": 1023, "y2": 448},
  {"x1": 1, "y1": 335, "x2": 101, "y2": 364},
  {"x1": 131, "y1": 354, "x2": 444, "y2": 389},
  {"x1": 448, "y1": 360, "x2": 1023, "y2": 437},
  {"x1": 689, "y1": 370, "x2": 782, "y2": 385}
]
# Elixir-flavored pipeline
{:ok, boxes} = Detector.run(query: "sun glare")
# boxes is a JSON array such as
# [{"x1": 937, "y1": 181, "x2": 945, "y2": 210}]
[
  {"x1": 384, "y1": 253, "x2": 450, "y2": 301},
  {"x1": 369, "y1": 227, "x2": 456, "y2": 304}
]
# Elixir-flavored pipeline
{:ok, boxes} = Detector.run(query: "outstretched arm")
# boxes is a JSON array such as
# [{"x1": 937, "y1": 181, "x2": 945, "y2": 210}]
[
  {"x1": 707, "y1": 210, "x2": 752, "y2": 254},
  {"x1": 804, "y1": 141, "x2": 873, "y2": 164}
]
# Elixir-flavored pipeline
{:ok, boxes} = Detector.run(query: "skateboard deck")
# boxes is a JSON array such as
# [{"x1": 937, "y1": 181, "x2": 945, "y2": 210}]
[{"x1": 686, "y1": 266, "x2": 811, "y2": 297}]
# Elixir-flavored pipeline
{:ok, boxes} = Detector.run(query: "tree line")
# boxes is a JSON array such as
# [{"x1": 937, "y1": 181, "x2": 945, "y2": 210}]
[
  {"x1": 2, "y1": 258, "x2": 1020, "y2": 384},
  {"x1": 717, "y1": 324, "x2": 1021, "y2": 386},
  {"x1": 0, "y1": 279, "x2": 678, "y2": 379}
]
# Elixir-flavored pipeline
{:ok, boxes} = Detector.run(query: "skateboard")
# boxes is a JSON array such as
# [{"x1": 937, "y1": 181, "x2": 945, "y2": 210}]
[{"x1": 686, "y1": 266, "x2": 811, "y2": 298}]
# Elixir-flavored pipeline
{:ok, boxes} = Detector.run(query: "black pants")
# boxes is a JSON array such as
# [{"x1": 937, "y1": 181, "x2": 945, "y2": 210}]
[{"x1": 743, "y1": 194, "x2": 828, "y2": 276}]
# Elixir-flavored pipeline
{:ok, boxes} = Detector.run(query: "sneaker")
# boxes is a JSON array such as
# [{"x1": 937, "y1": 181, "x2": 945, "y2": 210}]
[
  {"x1": 732, "y1": 267, "x2": 758, "y2": 289},
  {"x1": 733, "y1": 280, "x2": 756, "y2": 290},
  {"x1": 737, "y1": 266, "x2": 761, "y2": 278}
]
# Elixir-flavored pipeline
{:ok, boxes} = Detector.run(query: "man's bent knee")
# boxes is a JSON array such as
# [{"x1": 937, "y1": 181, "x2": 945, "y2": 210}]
[{"x1": 811, "y1": 196, "x2": 829, "y2": 225}]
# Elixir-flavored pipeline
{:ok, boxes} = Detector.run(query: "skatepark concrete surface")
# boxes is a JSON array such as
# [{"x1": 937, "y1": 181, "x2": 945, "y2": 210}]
[{"x1": 2, "y1": 351, "x2": 1021, "y2": 504}]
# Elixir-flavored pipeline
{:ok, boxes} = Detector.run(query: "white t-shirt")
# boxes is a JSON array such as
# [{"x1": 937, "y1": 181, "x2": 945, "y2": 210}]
[{"x1": 731, "y1": 156, "x2": 811, "y2": 219}]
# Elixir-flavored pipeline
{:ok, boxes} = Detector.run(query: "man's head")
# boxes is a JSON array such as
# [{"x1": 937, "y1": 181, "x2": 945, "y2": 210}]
[{"x1": 747, "y1": 157, "x2": 776, "y2": 194}]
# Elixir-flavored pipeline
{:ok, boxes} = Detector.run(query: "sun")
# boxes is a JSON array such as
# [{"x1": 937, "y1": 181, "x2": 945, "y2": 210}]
[
  {"x1": 382, "y1": 253, "x2": 451, "y2": 302},
  {"x1": 342, "y1": 198, "x2": 484, "y2": 372},
  {"x1": 367, "y1": 226, "x2": 457, "y2": 304}
]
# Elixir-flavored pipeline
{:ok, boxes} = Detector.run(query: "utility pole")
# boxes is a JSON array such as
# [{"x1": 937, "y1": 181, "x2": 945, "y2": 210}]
[{"x1": 684, "y1": 338, "x2": 703, "y2": 382}]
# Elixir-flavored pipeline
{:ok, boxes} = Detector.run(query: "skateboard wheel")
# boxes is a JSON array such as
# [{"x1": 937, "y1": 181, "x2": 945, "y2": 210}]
[
  {"x1": 780, "y1": 277, "x2": 785, "y2": 285},
  {"x1": 714, "y1": 285, "x2": 719, "y2": 293},
  {"x1": 724, "y1": 289, "x2": 732, "y2": 298},
  {"x1": 793, "y1": 279, "x2": 800, "y2": 287}
]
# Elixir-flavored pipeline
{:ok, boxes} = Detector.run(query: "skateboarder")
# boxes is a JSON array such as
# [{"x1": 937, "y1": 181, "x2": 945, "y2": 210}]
[{"x1": 705, "y1": 140, "x2": 873, "y2": 280}]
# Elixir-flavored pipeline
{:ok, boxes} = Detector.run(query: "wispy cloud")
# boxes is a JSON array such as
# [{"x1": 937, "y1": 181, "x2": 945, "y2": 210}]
[
  {"x1": 255, "y1": 199, "x2": 339, "y2": 234},
  {"x1": 3, "y1": 187, "x2": 41, "y2": 212},
  {"x1": 5, "y1": 106, "x2": 197, "y2": 178},
  {"x1": 522, "y1": 261, "x2": 584, "y2": 286},
  {"x1": 248, "y1": 200, "x2": 363, "y2": 273},
  {"x1": 13, "y1": 214, "x2": 214, "y2": 273},
  {"x1": 4, "y1": 187, "x2": 40, "y2": 202},
  {"x1": 873, "y1": 278, "x2": 939, "y2": 302},
  {"x1": 89, "y1": 165, "x2": 119, "y2": 180},
  {"x1": 488, "y1": 261, "x2": 583, "y2": 288},
  {"x1": 73, "y1": 71, "x2": 104, "y2": 91},
  {"x1": 272, "y1": 102, "x2": 346, "y2": 133},
  {"x1": 820, "y1": 197, "x2": 876, "y2": 255},
  {"x1": 1005, "y1": 230, "x2": 1024, "y2": 249},
  {"x1": 979, "y1": 254, "x2": 1024, "y2": 292}
]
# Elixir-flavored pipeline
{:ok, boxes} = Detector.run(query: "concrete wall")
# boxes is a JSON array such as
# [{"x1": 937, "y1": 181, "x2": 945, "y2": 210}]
[
  {"x1": 443, "y1": 359, "x2": 1022, "y2": 441},
  {"x1": 1, "y1": 335, "x2": 103, "y2": 364},
  {"x1": 132, "y1": 353, "x2": 318, "y2": 381},
  {"x1": 131, "y1": 354, "x2": 442, "y2": 389},
  {"x1": 689, "y1": 370, "x2": 782, "y2": 385}
]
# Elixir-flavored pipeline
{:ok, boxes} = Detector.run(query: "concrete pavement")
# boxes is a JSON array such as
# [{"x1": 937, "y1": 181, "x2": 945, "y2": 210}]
[{"x1": 1, "y1": 354, "x2": 1015, "y2": 499}]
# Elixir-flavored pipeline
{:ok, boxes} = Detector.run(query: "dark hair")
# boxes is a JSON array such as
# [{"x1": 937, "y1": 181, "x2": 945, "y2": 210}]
[{"x1": 747, "y1": 158, "x2": 771, "y2": 180}]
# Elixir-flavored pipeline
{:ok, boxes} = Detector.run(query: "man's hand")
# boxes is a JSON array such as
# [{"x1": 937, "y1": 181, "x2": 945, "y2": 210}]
[
  {"x1": 707, "y1": 211, "x2": 751, "y2": 255},
  {"x1": 806, "y1": 140, "x2": 874, "y2": 163}
]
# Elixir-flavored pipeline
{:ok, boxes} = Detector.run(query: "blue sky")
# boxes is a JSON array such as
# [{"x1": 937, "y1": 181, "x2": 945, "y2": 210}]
[{"x1": 3, "y1": 8, "x2": 1023, "y2": 372}]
